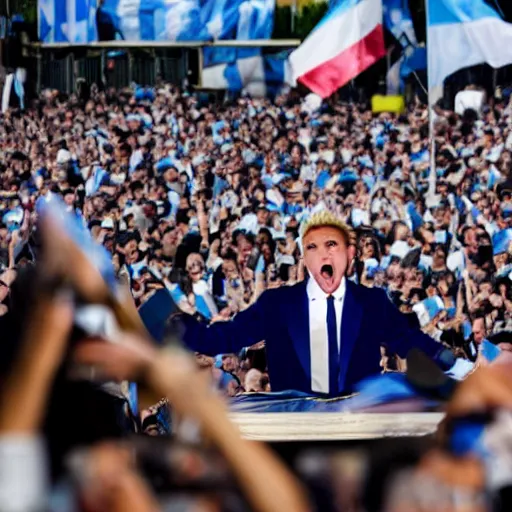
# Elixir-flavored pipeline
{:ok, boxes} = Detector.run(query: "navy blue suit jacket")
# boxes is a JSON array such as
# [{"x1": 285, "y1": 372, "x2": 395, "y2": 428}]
[{"x1": 182, "y1": 280, "x2": 447, "y2": 396}]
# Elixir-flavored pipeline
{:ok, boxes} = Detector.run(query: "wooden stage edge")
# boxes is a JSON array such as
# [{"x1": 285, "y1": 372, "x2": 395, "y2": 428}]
[{"x1": 230, "y1": 412, "x2": 445, "y2": 442}]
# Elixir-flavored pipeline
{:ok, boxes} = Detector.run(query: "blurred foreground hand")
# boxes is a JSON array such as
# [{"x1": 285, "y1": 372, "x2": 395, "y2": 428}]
[
  {"x1": 446, "y1": 363, "x2": 512, "y2": 419},
  {"x1": 72, "y1": 442, "x2": 159, "y2": 512},
  {"x1": 73, "y1": 337, "x2": 311, "y2": 512}
]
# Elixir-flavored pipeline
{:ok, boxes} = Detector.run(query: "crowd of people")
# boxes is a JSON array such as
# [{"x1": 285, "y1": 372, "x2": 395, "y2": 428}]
[
  {"x1": 1, "y1": 84, "x2": 512, "y2": 384},
  {"x1": 0, "y1": 82, "x2": 512, "y2": 510}
]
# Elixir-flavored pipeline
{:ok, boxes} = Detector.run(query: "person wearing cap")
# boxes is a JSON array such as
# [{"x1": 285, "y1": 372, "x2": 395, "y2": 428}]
[{"x1": 181, "y1": 210, "x2": 459, "y2": 397}]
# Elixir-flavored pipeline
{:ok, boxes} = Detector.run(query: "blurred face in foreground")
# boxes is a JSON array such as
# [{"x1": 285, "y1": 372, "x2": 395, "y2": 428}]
[{"x1": 303, "y1": 226, "x2": 355, "y2": 295}]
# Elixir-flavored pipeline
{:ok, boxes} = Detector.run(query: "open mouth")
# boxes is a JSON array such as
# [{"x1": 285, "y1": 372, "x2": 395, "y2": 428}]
[{"x1": 320, "y1": 264, "x2": 334, "y2": 280}]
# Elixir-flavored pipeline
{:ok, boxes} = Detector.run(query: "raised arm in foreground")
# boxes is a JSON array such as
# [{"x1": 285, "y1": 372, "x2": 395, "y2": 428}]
[{"x1": 74, "y1": 339, "x2": 311, "y2": 512}]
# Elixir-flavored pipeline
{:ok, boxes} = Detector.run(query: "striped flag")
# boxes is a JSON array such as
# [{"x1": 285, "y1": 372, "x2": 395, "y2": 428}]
[
  {"x1": 202, "y1": 51, "x2": 292, "y2": 97},
  {"x1": 200, "y1": 0, "x2": 288, "y2": 96},
  {"x1": 382, "y1": 0, "x2": 418, "y2": 46},
  {"x1": 85, "y1": 166, "x2": 110, "y2": 197},
  {"x1": 427, "y1": 0, "x2": 512, "y2": 104},
  {"x1": 39, "y1": 0, "x2": 288, "y2": 95},
  {"x1": 39, "y1": 0, "x2": 98, "y2": 43},
  {"x1": 412, "y1": 296, "x2": 445, "y2": 327},
  {"x1": 289, "y1": 0, "x2": 386, "y2": 98}
]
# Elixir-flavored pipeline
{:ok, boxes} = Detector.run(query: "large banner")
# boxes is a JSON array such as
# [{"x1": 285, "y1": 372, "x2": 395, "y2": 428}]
[
  {"x1": 39, "y1": 0, "x2": 275, "y2": 44},
  {"x1": 38, "y1": 0, "x2": 283, "y2": 95},
  {"x1": 39, "y1": 0, "x2": 98, "y2": 44}
]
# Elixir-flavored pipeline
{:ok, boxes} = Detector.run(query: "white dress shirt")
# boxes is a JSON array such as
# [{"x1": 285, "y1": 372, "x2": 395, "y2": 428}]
[{"x1": 306, "y1": 277, "x2": 346, "y2": 394}]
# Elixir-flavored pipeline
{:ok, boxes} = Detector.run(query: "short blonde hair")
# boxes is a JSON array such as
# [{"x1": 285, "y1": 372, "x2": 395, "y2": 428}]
[{"x1": 300, "y1": 210, "x2": 355, "y2": 246}]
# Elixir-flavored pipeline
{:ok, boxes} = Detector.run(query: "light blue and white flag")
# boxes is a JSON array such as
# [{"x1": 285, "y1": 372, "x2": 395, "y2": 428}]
[
  {"x1": 412, "y1": 295, "x2": 445, "y2": 327},
  {"x1": 105, "y1": 0, "x2": 285, "y2": 95},
  {"x1": 203, "y1": 50, "x2": 291, "y2": 96},
  {"x1": 492, "y1": 228, "x2": 512, "y2": 256},
  {"x1": 198, "y1": 0, "x2": 290, "y2": 95},
  {"x1": 85, "y1": 166, "x2": 110, "y2": 197},
  {"x1": 383, "y1": 0, "x2": 426, "y2": 94},
  {"x1": 382, "y1": 0, "x2": 417, "y2": 46},
  {"x1": 96, "y1": 0, "x2": 274, "y2": 42},
  {"x1": 39, "y1": 0, "x2": 286, "y2": 94},
  {"x1": 387, "y1": 44, "x2": 427, "y2": 94},
  {"x1": 427, "y1": 0, "x2": 512, "y2": 104},
  {"x1": 39, "y1": 0, "x2": 98, "y2": 43},
  {"x1": 39, "y1": 0, "x2": 272, "y2": 43},
  {"x1": 330, "y1": 0, "x2": 417, "y2": 46}
]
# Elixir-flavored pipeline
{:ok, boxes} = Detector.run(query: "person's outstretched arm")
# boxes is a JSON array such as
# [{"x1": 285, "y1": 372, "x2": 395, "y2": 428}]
[
  {"x1": 181, "y1": 291, "x2": 269, "y2": 356},
  {"x1": 380, "y1": 289, "x2": 459, "y2": 370},
  {"x1": 149, "y1": 353, "x2": 311, "y2": 512},
  {"x1": 0, "y1": 280, "x2": 74, "y2": 512}
]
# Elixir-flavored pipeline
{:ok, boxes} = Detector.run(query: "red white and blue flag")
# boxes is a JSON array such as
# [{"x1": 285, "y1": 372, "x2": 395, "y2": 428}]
[{"x1": 289, "y1": 0, "x2": 386, "y2": 98}]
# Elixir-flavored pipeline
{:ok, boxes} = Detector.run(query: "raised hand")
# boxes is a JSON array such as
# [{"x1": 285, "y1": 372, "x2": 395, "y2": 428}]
[
  {"x1": 72, "y1": 336, "x2": 210, "y2": 419},
  {"x1": 0, "y1": 277, "x2": 74, "y2": 433},
  {"x1": 446, "y1": 363, "x2": 512, "y2": 419},
  {"x1": 40, "y1": 214, "x2": 110, "y2": 304}
]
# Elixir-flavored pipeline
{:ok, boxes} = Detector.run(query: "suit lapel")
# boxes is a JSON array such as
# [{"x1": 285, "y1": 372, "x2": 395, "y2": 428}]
[
  {"x1": 339, "y1": 281, "x2": 363, "y2": 391},
  {"x1": 287, "y1": 281, "x2": 311, "y2": 380}
]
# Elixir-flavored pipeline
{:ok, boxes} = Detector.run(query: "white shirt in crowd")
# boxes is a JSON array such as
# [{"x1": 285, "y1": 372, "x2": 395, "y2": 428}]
[
  {"x1": 0, "y1": 436, "x2": 48, "y2": 512},
  {"x1": 307, "y1": 277, "x2": 345, "y2": 394}
]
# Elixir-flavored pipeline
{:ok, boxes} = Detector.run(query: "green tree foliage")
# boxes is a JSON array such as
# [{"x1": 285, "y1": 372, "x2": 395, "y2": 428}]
[
  {"x1": 21, "y1": 0, "x2": 37, "y2": 24},
  {"x1": 273, "y1": 2, "x2": 328, "y2": 39},
  {"x1": 1, "y1": 0, "x2": 37, "y2": 23},
  {"x1": 294, "y1": 2, "x2": 328, "y2": 39},
  {"x1": 272, "y1": 5, "x2": 295, "y2": 39}
]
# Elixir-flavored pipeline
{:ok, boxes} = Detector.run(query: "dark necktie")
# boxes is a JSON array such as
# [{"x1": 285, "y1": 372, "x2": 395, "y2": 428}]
[{"x1": 326, "y1": 295, "x2": 340, "y2": 396}]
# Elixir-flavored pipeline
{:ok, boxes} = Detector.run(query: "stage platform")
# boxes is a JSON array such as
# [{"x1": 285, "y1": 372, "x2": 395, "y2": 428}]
[{"x1": 230, "y1": 412, "x2": 445, "y2": 442}]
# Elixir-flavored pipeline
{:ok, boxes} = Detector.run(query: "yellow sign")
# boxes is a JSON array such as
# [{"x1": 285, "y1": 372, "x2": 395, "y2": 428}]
[
  {"x1": 277, "y1": 0, "x2": 323, "y2": 6},
  {"x1": 371, "y1": 95, "x2": 406, "y2": 114}
]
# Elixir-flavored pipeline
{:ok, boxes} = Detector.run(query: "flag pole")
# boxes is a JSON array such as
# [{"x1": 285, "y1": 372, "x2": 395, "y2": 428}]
[
  {"x1": 411, "y1": 70, "x2": 428, "y2": 96},
  {"x1": 291, "y1": 0, "x2": 297, "y2": 34},
  {"x1": 425, "y1": 0, "x2": 437, "y2": 199}
]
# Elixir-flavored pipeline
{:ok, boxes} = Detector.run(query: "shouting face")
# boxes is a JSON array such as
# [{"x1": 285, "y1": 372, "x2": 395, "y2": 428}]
[
  {"x1": 303, "y1": 226, "x2": 354, "y2": 294},
  {"x1": 186, "y1": 253, "x2": 205, "y2": 282}
]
